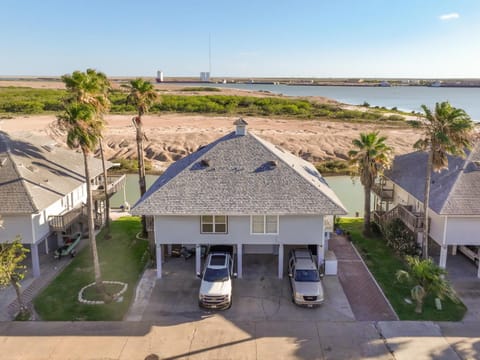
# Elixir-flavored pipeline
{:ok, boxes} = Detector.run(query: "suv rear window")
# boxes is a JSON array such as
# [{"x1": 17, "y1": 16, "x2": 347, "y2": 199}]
[{"x1": 295, "y1": 269, "x2": 320, "y2": 282}]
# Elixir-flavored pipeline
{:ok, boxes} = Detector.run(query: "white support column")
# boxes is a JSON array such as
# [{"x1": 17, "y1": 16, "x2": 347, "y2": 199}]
[
  {"x1": 318, "y1": 229, "x2": 326, "y2": 269},
  {"x1": 237, "y1": 244, "x2": 243, "y2": 279},
  {"x1": 278, "y1": 244, "x2": 284, "y2": 279},
  {"x1": 167, "y1": 244, "x2": 172, "y2": 256},
  {"x1": 44, "y1": 237, "x2": 49, "y2": 254},
  {"x1": 439, "y1": 245, "x2": 448, "y2": 269},
  {"x1": 31, "y1": 243, "x2": 40, "y2": 278},
  {"x1": 452, "y1": 245, "x2": 457, "y2": 256},
  {"x1": 195, "y1": 243, "x2": 201, "y2": 276},
  {"x1": 477, "y1": 248, "x2": 480, "y2": 279},
  {"x1": 156, "y1": 244, "x2": 162, "y2": 279}
]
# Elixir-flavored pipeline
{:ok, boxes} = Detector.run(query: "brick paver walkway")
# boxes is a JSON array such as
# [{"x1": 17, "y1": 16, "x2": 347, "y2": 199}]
[{"x1": 329, "y1": 234, "x2": 397, "y2": 321}]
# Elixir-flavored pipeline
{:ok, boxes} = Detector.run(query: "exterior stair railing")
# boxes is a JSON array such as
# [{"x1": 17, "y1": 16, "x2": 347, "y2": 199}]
[{"x1": 373, "y1": 204, "x2": 427, "y2": 233}]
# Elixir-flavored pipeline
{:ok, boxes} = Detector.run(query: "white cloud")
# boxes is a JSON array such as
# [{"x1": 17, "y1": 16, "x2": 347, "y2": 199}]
[{"x1": 439, "y1": 13, "x2": 460, "y2": 21}]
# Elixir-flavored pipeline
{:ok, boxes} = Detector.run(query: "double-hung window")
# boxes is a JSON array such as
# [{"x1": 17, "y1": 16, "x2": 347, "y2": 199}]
[
  {"x1": 251, "y1": 215, "x2": 278, "y2": 234},
  {"x1": 201, "y1": 215, "x2": 227, "y2": 234}
]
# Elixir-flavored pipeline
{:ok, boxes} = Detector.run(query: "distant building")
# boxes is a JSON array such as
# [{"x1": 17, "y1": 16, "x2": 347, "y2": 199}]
[
  {"x1": 156, "y1": 70, "x2": 163, "y2": 83},
  {"x1": 200, "y1": 72, "x2": 210, "y2": 82}
]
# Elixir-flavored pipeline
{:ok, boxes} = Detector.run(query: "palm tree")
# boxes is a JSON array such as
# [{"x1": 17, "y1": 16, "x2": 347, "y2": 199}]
[
  {"x1": 414, "y1": 102, "x2": 474, "y2": 259},
  {"x1": 125, "y1": 78, "x2": 158, "y2": 235},
  {"x1": 348, "y1": 132, "x2": 393, "y2": 235},
  {"x1": 396, "y1": 256, "x2": 458, "y2": 314},
  {"x1": 62, "y1": 69, "x2": 112, "y2": 232},
  {"x1": 57, "y1": 103, "x2": 105, "y2": 292}
]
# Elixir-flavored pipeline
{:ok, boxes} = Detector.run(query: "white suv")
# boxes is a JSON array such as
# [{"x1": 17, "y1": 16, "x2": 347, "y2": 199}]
[{"x1": 288, "y1": 249, "x2": 324, "y2": 307}]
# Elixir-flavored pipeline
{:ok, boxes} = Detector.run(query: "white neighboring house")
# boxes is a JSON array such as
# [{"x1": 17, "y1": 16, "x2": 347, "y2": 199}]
[
  {"x1": 373, "y1": 143, "x2": 480, "y2": 277},
  {"x1": 0, "y1": 131, "x2": 125, "y2": 277},
  {"x1": 132, "y1": 119, "x2": 347, "y2": 279}
]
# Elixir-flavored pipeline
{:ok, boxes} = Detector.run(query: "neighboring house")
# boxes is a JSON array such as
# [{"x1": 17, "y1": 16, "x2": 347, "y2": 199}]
[
  {"x1": 132, "y1": 119, "x2": 347, "y2": 279},
  {"x1": 0, "y1": 131, "x2": 125, "y2": 277},
  {"x1": 373, "y1": 143, "x2": 480, "y2": 277}
]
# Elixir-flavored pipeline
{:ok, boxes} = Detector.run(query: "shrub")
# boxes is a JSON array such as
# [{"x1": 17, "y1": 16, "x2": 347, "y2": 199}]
[{"x1": 383, "y1": 218, "x2": 420, "y2": 256}]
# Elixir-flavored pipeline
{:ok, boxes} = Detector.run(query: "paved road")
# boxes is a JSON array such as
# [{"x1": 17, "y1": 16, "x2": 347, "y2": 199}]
[{"x1": 0, "y1": 319, "x2": 478, "y2": 359}]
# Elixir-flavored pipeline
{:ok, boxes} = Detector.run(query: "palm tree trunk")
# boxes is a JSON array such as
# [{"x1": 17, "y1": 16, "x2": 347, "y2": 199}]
[
  {"x1": 363, "y1": 184, "x2": 372, "y2": 235},
  {"x1": 135, "y1": 116, "x2": 147, "y2": 235},
  {"x1": 99, "y1": 140, "x2": 110, "y2": 235},
  {"x1": 422, "y1": 150, "x2": 434, "y2": 259},
  {"x1": 415, "y1": 299, "x2": 423, "y2": 314},
  {"x1": 83, "y1": 150, "x2": 103, "y2": 291}
]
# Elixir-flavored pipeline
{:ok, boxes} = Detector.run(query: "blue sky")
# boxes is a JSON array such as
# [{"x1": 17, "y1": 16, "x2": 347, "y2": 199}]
[{"x1": 1, "y1": 0, "x2": 480, "y2": 78}]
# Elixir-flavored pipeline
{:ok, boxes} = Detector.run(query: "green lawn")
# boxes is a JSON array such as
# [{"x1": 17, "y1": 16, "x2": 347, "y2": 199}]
[
  {"x1": 34, "y1": 217, "x2": 149, "y2": 321},
  {"x1": 339, "y1": 218, "x2": 467, "y2": 321}
]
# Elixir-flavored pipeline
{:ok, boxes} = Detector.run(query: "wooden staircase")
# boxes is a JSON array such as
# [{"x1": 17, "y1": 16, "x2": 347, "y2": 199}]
[{"x1": 373, "y1": 205, "x2": 426, "y2": 233}]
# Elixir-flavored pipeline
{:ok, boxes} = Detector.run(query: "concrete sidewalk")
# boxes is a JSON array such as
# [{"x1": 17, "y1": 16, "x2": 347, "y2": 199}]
[{"x1": 0, "y1": 319, "x2": 478, "y2": 359}]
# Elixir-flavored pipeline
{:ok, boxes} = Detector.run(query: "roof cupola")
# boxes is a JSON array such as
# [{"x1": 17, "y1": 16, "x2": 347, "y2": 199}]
[{"x1": 233, "y1": 118, "x2": 248, "y2": 136}]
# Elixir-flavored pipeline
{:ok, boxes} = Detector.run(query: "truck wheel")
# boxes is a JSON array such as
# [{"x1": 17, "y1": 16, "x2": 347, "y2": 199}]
[{"x1": 71, "y1": 251, "x2": 76, "y2": 258}]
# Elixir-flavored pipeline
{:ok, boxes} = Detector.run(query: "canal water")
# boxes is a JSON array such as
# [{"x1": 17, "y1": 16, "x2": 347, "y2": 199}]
[{"x1": 110, "y1": 173, "x2": 364, "y2": 217}]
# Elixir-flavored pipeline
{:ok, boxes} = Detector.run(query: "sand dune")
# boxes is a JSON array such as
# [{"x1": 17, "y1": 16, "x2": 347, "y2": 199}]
[{"x1": 1, "y1": 114, "x2": 421, "y2": 171}]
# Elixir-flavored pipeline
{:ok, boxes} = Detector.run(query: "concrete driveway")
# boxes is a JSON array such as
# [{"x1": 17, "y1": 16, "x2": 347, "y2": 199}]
[{"x1": 142, "y1": 254, "x2": 354, "y2": 323}]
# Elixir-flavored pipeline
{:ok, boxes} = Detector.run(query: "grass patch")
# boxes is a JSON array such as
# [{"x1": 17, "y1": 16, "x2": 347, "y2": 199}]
[
  {"x1": 339, "y1": 218, "x2": 466, "y2": 321},
  {"x1": 34, "y1": 217, "x2": 149, "y2": 321},
  {"x1": 0, "y1": 86, "x2": 411, "y2": 125},
  {"x1": 316, "y1": 159, "x2": 356, "y2": 176}
]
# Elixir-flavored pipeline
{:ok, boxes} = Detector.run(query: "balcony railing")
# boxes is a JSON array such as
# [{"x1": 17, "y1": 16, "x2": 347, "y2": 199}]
[
  {"x1": 49, "y1": 205, "x2": 87, "y2": 232},
  {"x1": 372, "y1": 183, "x2": 394, "y2": 201},
  {"x1": 92, "y1": 174, "x2": 126, "y2": 201},
  {"x1": 374, "y1": 205, "x2": 427, "y2": 233}
]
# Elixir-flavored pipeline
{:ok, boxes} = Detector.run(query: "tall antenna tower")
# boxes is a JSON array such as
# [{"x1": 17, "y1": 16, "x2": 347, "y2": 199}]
[{"x1": 209, "y1": 33, "x2": 212, "y2": 76}]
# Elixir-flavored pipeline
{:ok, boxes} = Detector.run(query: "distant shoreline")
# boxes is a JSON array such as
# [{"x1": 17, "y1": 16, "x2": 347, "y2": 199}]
[{"x1": 1, "y1": 76, "x2": 480, "y2": 88}]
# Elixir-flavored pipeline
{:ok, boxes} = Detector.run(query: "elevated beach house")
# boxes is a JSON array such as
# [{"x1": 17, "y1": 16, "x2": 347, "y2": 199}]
[
  {"x1": 373, "y1": 143, "x2": 480, "y2": 277},
  {"x1": 0, "y1": 131, "x2": 125, "y2": 277},
  {"x1": 132, "y1": 119, "x2": 347, "y2": 279}
]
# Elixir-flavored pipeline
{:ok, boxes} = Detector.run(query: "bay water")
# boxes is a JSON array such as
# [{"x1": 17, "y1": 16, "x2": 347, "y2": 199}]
[{"x1": 182, "y1": 83, "x2": 480, "y2": 121}]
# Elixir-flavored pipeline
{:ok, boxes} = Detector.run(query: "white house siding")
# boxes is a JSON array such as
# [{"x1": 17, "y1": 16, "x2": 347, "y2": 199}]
[
  {"x1": 0, "y1": 215, "x2": 33, "y2": 243},
  {"x1": 154, "y1": 215, "x2": 324, "y2": 247},
  {"x1": 428, "y1": 211, "x2": 446, "y2": 245},
  {"x1": 446, "y1": 217, "x2": 480, "y2": 245}
]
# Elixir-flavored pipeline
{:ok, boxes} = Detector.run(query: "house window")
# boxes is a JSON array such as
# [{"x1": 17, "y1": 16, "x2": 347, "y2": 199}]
[
  {"x1": 201, "y1": 215, "x2": 227, "y2": 234},
  {"x1": 251, "y1": 215, "x2": 278, "y2": 234}
]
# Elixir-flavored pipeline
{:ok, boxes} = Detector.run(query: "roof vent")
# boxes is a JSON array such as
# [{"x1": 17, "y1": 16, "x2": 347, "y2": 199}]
[
  {"x1": 200, "y1": 159, "x2": 210, "y2": 167},
  {"x1": 233, "y1": 118, "x2": 248, "y2": 136}
]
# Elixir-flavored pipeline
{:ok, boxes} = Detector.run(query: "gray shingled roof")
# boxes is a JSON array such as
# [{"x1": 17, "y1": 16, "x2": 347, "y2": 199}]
[
  {"x1": 384, "y1": 143, "x2": 480, "y2": 215},
  {"x1": 0, "y1": 131, "x2": 107, "y2": 214},
  {"x1": 132, "y1": 129, "x2": 347, "y2": 216}
]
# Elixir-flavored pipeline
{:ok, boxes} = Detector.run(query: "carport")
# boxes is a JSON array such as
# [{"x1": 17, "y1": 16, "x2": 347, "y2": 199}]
[{"x1": 158, "y1": 239, "x2": 327, "y2": 280}]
